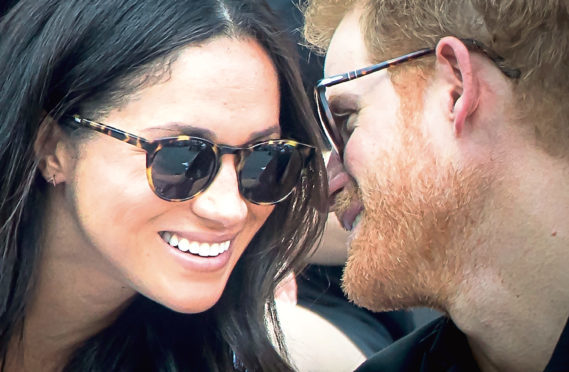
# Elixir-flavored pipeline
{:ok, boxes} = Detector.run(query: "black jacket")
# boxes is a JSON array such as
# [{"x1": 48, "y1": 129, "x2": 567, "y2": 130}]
[{"x1": 356, "y1": 316, "x2": 569, "y2": 372}]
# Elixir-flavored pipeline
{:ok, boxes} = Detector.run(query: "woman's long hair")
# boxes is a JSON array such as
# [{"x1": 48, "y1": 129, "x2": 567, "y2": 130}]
[{"x1": 0, "y1": 0, "x2": 327, "y2": 370}]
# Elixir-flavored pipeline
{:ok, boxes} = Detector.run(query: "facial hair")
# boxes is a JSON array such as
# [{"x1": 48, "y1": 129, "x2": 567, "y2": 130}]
[{"x1": 338, "y1": 79, "x2": 491, "y2": 313}]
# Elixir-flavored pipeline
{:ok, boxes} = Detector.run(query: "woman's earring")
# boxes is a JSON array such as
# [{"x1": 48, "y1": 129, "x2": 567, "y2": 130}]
[{"x1": 47, "y1": 175, "x2": 57, "y2": 187}]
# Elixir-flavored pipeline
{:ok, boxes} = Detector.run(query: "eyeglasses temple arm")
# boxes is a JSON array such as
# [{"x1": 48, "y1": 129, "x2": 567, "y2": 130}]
[
  {"x1": 69, "y1": 115, "x2": 154, "y2": 152},
  {"x1": 459, "y1": 39, "x2": 521, "y2": 79}
]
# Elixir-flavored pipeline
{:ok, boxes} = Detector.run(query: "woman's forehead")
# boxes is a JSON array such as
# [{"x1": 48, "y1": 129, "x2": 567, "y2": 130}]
[{"x1": 101, "y1": 37, "x2": 281, "y2": 145}]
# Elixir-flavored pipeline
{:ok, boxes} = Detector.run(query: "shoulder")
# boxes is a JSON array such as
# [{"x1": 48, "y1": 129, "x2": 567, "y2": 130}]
[{"x1": 354, "y1": 316, "x2": 447, "y2": 372}]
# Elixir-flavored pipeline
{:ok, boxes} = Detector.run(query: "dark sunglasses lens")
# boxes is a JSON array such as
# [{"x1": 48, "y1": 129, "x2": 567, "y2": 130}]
[
  {"x1": 150, "y1": 141, "x2": 216, "y2": 200},
  {"x1": 239, "y1": 143, "x2": 304, "y2": 204}
]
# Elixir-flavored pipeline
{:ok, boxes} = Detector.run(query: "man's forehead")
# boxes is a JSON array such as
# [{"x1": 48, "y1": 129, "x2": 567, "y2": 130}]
[{"x1": 324, "y1": 7, "x2": 372, "y2": 77}]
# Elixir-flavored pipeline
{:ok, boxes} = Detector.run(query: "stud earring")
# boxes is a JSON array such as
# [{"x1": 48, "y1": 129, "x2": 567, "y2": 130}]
[{"x1": 47, "y1": 175, "x2": 57, "y2": 187}]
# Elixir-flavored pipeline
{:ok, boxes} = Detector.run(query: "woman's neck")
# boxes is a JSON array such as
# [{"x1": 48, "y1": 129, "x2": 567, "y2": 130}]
[
  {"x1": 3, "y1": 196, "x2": 137, "y2": 371},
  {"x1": 4, "y1": 257, "x2": 135, "y2": 371}
]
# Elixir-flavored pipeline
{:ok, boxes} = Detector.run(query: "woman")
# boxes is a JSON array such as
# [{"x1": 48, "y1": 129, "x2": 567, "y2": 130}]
[{"x1": 0, "y1": 0, "x2": 327, "y2": 370}]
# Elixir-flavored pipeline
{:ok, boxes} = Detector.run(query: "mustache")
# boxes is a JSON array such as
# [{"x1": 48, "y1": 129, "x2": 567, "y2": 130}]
[{"x1": 333, "y1": 187, "x2": 362, "y2": 215}]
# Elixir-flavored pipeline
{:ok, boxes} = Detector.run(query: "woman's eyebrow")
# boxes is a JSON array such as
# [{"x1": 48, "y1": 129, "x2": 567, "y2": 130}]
[
  {"x1": 140, "y1": 123, "x2": 281, "y2": 144},
  {"x1": 247, "y1": 125, "x2": 281, "y2": 143},
  {"x1": 140, "y1": 123, "x2": 213, "y2": 139}
]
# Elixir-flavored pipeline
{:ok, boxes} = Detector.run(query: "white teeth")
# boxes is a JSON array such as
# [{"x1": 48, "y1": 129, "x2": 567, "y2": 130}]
[
  {"x1": 161, "y1": 232, "x2": 230, "y2": 257},
  {"x1": 198, "y1": 243, "x2": 209, "y2": 257},
  {"x1": 189, "y1": 241, "x2": 200, "y2": 254},
  {"x1": 210, "y1": 243, "x2": 220, "y2": 257},
  {"x1": 168, "y1": 234, "x2": 179, "y2": 247},
  {"x1": 178, "y1": 238, "x2": 190, "y2": 252}
]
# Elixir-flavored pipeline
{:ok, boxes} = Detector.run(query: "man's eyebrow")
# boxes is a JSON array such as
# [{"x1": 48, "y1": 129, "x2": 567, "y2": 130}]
[
  {"x1": 140, "y1": 123, "x2": 281, "y2": 145},
  {"x1": 328, "y1": 93, "x2": 360, "y2": 115}
]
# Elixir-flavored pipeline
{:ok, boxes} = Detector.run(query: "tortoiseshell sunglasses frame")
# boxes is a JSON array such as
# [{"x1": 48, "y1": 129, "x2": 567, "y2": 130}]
[
  {"x1": 315, "y1": 38, "x2": 522, "y2": 157},
  {"x1": 65, "y1": 115, "x2": 316, "y2": 205}
]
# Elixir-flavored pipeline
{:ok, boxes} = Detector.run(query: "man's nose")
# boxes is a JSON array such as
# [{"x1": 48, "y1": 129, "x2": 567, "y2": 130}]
[{"x1": 190, "y1": 156, "x2": 248, "y2": 228}]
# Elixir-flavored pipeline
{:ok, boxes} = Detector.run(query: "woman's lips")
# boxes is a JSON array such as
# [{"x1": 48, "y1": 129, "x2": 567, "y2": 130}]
[
  {"x1": 160, "y1": 231, "x2": 231, "y2": 257},
  {"x1": 158, "y1": 233, "x2": 233, "y2": 273}
]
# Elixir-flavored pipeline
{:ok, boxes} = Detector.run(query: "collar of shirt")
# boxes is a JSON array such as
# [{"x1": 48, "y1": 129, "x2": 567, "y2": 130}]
[
  {"x1": 424, "y1": 315, "x2": 569, "y2": 372},
  {"x1": 420, "y1": 317, "x2": 479, "y2": 372},
  {"x1": 544, "y1": 316, "x2": 569, "y2": 372}
]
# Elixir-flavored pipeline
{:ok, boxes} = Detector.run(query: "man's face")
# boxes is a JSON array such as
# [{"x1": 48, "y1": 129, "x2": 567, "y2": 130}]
[{"x1": 324, "y1": 8, "x2": 490, "y2": 311}]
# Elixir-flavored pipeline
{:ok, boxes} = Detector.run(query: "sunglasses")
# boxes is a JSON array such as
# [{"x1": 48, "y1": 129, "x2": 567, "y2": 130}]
[
  {"x1": 315, "y1": 38, "x2": 521, "y2": 158},
  {"x1": 64, "y1": 115, "x2": 315, "y2": 205}
]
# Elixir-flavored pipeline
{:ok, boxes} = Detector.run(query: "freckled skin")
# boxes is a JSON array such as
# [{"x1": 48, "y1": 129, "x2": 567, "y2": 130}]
[
  {"x1": 57, "y1": 37, "x2": 280, "y2": 313},
  {"x1": 324, "y1": 9, "x2": 489, "y2": 312}
]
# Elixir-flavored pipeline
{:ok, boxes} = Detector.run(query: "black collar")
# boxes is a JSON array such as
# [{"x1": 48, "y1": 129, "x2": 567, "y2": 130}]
[
  {"x1": 544, "y1": 316, "x2": 569, "y2": 371},
  {"x1": 425, "y1": 316, "x2": 569, "y2": 372},
  {"x1": 420, "y1": 317, "x2": 480, "y2": 372},
  {"x1": 355, "y1": 314, "x2": 569, "y2": 372}
]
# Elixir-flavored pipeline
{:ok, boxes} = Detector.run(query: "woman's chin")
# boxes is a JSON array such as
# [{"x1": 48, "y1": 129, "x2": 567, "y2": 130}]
[{"x1": 155, "y1": 289, "x2": 225, "y2": 314}]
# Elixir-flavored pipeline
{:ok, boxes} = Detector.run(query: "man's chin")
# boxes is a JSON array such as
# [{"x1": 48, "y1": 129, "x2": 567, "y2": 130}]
[
  {"x1": 340, "y1": 173, "x2": 488, "y2": 313},
  {"x1": 341, "y1": 218, "x2": 425, "y2": 312},
  {"x1": 342, "y1": 234, "x2": 441, "y2": 312}
]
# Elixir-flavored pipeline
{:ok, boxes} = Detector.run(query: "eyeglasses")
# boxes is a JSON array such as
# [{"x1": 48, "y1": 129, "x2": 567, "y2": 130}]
[
  {"x1": 64, "y1": 115, "x2": 315, "y2": 205},
  {"x1": 315, "y1": 38, "x2": 521, "y2": 157}
]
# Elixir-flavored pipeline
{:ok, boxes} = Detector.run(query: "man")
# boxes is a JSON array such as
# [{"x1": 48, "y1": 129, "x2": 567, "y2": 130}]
[{"x1": 303, "y1": 0, "x2": 569, "y2": 371}]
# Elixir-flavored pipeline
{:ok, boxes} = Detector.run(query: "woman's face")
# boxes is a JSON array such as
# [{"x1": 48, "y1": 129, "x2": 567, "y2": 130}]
[{"x1": 62, "y1": 37, "x2": 280, "y2": 313}]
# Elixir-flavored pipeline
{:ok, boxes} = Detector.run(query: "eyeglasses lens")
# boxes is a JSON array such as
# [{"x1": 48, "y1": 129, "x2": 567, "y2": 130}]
[
  {"x1": 239, "y1": 143, "x2": 303, "y2": 204},
  {"x1": 150, "y1": 140, "x2": 305, "y2": 204},
  {"x1": 150, "y1": 141, "x2": 216, "y2": 201}
]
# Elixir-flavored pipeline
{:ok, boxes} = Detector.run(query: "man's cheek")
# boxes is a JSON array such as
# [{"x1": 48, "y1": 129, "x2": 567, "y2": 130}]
[{"x1": 344, "y1": 133, "x2": 382, "y2": 178}]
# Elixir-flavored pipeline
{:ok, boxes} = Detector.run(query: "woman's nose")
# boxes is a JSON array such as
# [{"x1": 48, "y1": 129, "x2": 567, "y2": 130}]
[{"x1": 190, "y1": 155, "x2": 248, "y2": 228}]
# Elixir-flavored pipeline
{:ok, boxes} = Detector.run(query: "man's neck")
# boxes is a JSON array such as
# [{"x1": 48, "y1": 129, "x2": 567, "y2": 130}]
[
  {"x1": 453, "y1": 269, "x2": 568, "y2": 372},
  {"x1": 447, "y1": 147, "x2": 569, "y2": 372}
]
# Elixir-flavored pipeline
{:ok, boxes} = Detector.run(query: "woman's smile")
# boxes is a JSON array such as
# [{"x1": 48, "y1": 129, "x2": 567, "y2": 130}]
[
  {"x1": 160, "y1": 231, "x2": 231, "y2": 257},
  {"x1": 0, "y1": 1, "x2": 326, "y2": 370},
  {"x1": 158, "y1": 231, "x2": 235, "y2": 273}
]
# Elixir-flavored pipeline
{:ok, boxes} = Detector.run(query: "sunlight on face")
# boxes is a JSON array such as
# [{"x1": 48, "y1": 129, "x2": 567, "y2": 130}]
[
  {"x1": 66, "y1": 37, "x2": 280, "y2": 313},
  {"x1": 325, "y1": 9, "x2": 491, "y2": 312}
]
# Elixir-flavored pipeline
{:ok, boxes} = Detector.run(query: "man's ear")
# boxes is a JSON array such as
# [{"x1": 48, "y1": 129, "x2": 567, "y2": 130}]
[
  {"x1": 434, "y1": 36, "x2": 480, "y2": 137},
  {"x1": 34, "y1": 114, "x2": 69, "y2": 185}
]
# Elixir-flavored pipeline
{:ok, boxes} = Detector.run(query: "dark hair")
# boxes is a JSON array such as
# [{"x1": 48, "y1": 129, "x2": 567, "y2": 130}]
[{"x1": 0, "y1": 0, "x2": 327, "y2": 370}]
